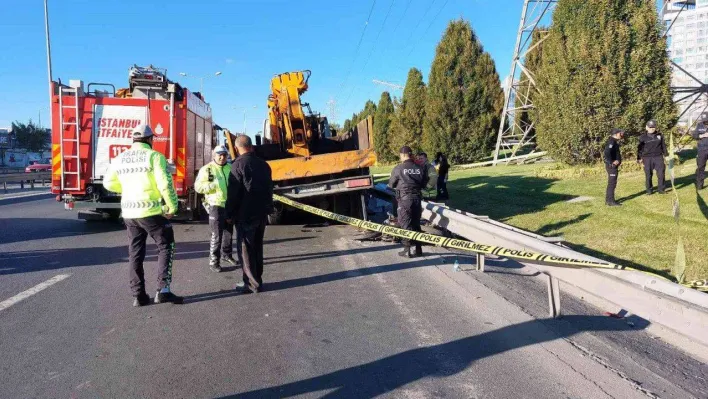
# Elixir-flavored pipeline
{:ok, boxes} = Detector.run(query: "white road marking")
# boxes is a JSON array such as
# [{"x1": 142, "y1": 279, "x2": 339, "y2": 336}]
[{"x1": 0, "y1": 274, "x2": 70, "y2": 312}]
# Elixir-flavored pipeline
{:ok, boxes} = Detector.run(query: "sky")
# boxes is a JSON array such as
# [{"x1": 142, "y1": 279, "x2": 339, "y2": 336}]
[{"x1": 0, "y1": 0, "x2": 526, "y2": 136}]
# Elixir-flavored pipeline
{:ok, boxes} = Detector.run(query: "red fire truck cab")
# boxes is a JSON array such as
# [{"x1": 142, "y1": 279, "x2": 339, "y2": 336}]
[{"x1": 50, "y1": 65, "x2": 217, "y2": 220}]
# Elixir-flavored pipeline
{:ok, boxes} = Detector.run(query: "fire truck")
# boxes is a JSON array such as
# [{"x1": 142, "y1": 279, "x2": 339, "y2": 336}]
[{"x1": 50, "y1": 65, "x2": 217, "y2": 220}]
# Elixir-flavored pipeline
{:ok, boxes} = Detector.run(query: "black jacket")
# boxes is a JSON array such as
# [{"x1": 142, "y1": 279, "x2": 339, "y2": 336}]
[
  {"x1": 637, "y1": 132, "x2": 668, "y2": 160},
  {"x1": 436, "y1": 157, "x2": 450, "y2": 179},
  {"x1": 603, "y1": 137, "x2": 622, "y2": 165},
  {"x1": 388, "y1": 159, "x2": 428, "y2": 200},
  {"x1": 691, "y1": 123, "x2": 708, "y2": 151},
  {"x1": 226, "y1": 152, "x2": 273, "y2": 223}
]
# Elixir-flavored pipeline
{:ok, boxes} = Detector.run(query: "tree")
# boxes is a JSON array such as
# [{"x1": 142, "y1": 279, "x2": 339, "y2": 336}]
[
  {"x1": 12, "y1": 120, "x2": 50, "y2": 153},
  {"x1": 424, "y1": 19, "x2": 504, "y2": 164},
  {"x1": 534, "y1": 0, "x2": 676, "y2": 164},
  {"x1": 389, "y1": 68, "x2": 427, "y2": 156},
  {"x1": 373, "y1": 91, "x2": 396, "y2": 163},
  {"x1": 343, "y1": 118, "x2": 353, "y2": 133}
]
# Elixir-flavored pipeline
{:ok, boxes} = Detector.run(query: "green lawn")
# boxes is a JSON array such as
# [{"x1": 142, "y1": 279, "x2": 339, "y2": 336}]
[{"x1": 372, "y1": 154, "x2": 708, "y2": 282}]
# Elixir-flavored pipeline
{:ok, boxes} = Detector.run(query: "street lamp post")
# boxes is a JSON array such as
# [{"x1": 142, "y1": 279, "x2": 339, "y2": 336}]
[
  {"x1": 179, "y1": 71, "x2": 222, "y2": 94},
  {"x1": 233, "y1": 106, "x2": 258, "y2": 134}
]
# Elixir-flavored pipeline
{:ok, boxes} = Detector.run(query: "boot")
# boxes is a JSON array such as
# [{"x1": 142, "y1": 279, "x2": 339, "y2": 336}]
[
  {"x1": 133, "y1": 292, "x2": 150, "y2": 307},
  {"x1": 155, "y1": 290, "x2": 184, "y2": 304},
  {"x1": 415, "y1": 244, "x2": 423, "y2": 257},
  {"x1": 398, "y1": 245, "x2": 412, "y2": 258}
]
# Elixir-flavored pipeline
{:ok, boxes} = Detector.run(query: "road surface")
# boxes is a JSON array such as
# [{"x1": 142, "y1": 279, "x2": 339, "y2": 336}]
[{"x1": 1, "y1": 195, "x2": 706, "y2": 398}]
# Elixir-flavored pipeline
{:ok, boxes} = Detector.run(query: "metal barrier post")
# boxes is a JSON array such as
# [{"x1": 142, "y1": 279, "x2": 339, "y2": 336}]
[
  {"x1": 2, "y1": 181, "x2": 6, "y2": 194},
  {"x1": 545, "y1": 273, "x2": 561, "y2": 318},
  {"x1": 20, "y1": 180, "x2": 24, "y2": 189},
  {"x1": 476, "y1": 253, "x2": 485, "y2": 272},
  {"x1": 30, "y1": 179, "x2": 35, "y2": 189}
]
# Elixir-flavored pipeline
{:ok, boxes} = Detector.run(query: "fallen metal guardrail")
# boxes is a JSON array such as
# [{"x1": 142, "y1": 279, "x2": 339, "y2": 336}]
[
  {"x1": 372, "y1": 184, "x2": 708, "y2": 349},
  {"x1": 0, "y1": 172, "x2": 52, "y2": 193}
]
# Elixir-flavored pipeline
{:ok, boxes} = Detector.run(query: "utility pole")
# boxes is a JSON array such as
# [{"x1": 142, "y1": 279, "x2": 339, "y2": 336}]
[
  {"x1": 43, "y1": 0, "x2": 53, "y2": 135},
  {"x1": 327, "y1": 98, "x2": 337, "y2": 122},
  {"x1": 493, "y1": 0, "x2": 557, "y2": 165}
]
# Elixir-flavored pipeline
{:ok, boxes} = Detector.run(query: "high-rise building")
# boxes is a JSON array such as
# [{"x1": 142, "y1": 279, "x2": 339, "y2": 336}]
[{"x1": 663, "y1": 0, "x2": 708, "y2": 124}]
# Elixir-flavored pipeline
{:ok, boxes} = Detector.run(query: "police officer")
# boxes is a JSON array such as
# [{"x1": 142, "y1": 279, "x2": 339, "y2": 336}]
[
  {"x1": 388, "y1": 146, "x2": 428, "y2": 258},
  {"x1": 196, "y1": 145, "x2": 239, "y2": 273},
  {"x1": 603, "y1": 128, "x2": 625, "y2": 206},
  {"x1": 637, "y1": 120, "x2": 668, "y2": 195},
  {"x1": 691, "y1": 112, "x2": 708, "y2": 190},
  {"x1": 104, "y1": 124, "x2": 183, "y2": 306}
]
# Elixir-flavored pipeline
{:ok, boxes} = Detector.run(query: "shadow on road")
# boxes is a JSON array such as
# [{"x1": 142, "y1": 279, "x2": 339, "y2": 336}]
[
  {"x1": 183, "y1": 250, "x2": 437, "y2": 305},
  {"x1": 264, "y1": 244, "x2": 399, "y2": 266},
  {"x1": 0, "y1": 193, "x2": 54, "y2": 206},
  {"x1": 0, "y1": 218, "x2": 124, "y2": 245},
  {"x1": 218, "y1": 315, "x2": 649, "y2": 398},
  {"x1": 0, "y1": 241, "x2": 210, "y2": 275}
]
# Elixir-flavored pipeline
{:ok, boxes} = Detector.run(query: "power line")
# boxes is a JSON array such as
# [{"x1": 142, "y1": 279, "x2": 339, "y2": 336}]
[
  {"x1": 406, "y1": 0, "x2": 450, "y2": 57},
  {"x1": 340, "y1": 0, "x2": 398, "y2": 110},
  {"x1": 391, "y1": 0, "x2": 414, "y2": 37},
  {"x1": 334, "y1": 0, "x2": 378, "y2": 105},
  {"x1": 403, "y1": 0, "x2": 437, "y2": 48}
]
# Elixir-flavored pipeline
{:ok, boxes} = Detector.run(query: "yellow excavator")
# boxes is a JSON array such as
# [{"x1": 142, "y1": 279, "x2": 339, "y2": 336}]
[{"x1": 225, "y1": 70, "x2": 377, "y2": 223}]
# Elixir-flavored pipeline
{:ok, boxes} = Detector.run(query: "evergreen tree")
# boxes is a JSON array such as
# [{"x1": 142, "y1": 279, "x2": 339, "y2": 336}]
[
  {"x1": 424, "y1": 19, "x2": 504, "y2": 164},
  {"x1": 373, "y1": 91, "x2": 396, "y2": 163},
  {"x1": 389, "y1": 68, "x2": 427, "y2": 156},
  {"x1": 535, "y1": 0, "x2": 676, "y2": 164},
  {"x1": 11, "y1": 120, "x2": 50, "y2": 153}
]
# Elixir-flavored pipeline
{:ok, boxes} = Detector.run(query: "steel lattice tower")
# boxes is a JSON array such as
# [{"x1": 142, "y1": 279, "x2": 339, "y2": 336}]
[{"x1": 493, "y1": 0, "x2": 556, "y2": 165}]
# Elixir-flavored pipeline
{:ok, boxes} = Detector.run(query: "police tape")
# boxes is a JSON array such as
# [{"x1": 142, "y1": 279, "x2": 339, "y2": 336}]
[{"x1": 273, "y1": 194, "x2": 707, "y2": 292}]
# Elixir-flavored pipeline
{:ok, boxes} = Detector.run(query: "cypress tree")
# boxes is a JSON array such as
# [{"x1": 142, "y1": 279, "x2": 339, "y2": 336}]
[
  {"x1": 535, "y1": 0, "x2": 676, "y2": 164},
  {"x1": 388, "y1": 68, "x2": 427, "y2": 156},
  {"x1": 374, "y1": 91, "x2": 396, "y2": 163},
  {"x1": 424, "y1": 19, "x2": 504, "y2": 164}
]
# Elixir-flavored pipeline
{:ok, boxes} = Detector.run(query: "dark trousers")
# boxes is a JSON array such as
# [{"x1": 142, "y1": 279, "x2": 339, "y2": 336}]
[
  {"x1": 697, "y1": 149, "x2": 708, "y2": 189},
  {"x1": 125, "y1": 215, "x2": 175, "y2": 296},
  {"x1": 397, "y1": 197, "x2": 422, "y2": 253},
  {"x1": 436, "y1": 175, "x2": 449, "y2": 200},
  {"x1": 238, "y1": 218, "x2": 266, "y2": 292},
  {"x1": 643, "y1": 156, "x2": 665, "y2": 193},
  {"x1": 605, "y1": 164, "x2": 619, "y2": 204},
  {"x1": 208, "y1": 205, "x2": 235, "y2": 266}
]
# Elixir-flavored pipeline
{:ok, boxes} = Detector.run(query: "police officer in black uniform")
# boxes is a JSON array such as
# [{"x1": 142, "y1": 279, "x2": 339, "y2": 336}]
[
  {"x1": 637, "y1": 120, "x2": 668, "y2": 195},
  {"x1": 388, "y1": 146, "x2": 428, "y2": 258},
  {"x1": 691, "y1": 113, "x2": 708, "y2": 190},
  {"x1": 603, "y1": 128, "x2": 625, "y2": 206}
]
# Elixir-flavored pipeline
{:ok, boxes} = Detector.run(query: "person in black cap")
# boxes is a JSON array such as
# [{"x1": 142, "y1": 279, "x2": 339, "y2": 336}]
[
  {"x1": 637, "y1": 119, "x2": 668, "y2": 195},
  {"x1": 604, "y1": 128, "x2": 625, "y2": 206},
  {"x1": 388, "y1": 145, "x2": 428, "y2": 258},
  {"x1": 691, "y1": 112, "x2": 708, "y2": 190}
]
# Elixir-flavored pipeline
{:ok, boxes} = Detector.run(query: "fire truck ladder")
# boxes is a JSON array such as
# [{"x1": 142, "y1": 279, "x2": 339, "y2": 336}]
[{"x1": 58, "y1": 86, "x2": 81, "y2": 190}]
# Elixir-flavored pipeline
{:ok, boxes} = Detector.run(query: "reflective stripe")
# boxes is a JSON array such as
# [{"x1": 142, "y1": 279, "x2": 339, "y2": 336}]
[
  {"x1": 121, "y1": 200, "x2": 162, "y2": 209},
  {"x1": 116, "y1": 166, "x2": 153, "y2": 175}
]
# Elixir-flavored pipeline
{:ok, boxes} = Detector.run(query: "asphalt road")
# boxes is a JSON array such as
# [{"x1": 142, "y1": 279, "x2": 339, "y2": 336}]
[{"x1": 1, "y1": 196, "x2": 706, "y2": 398}]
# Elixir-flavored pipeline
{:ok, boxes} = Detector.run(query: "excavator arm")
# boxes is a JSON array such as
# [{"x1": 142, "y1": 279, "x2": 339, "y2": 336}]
[{"x1": 268, "y1": 70, "x2": 313, "y2": 157}]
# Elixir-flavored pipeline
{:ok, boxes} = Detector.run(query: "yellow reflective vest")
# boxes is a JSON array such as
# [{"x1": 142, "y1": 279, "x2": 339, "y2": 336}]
[
  {"x1": 195, "y1": 161, "x2": 231, "y2": 207},
  {"x1": 103, "y1": 142, "x2": 179, "y2": 219}
]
